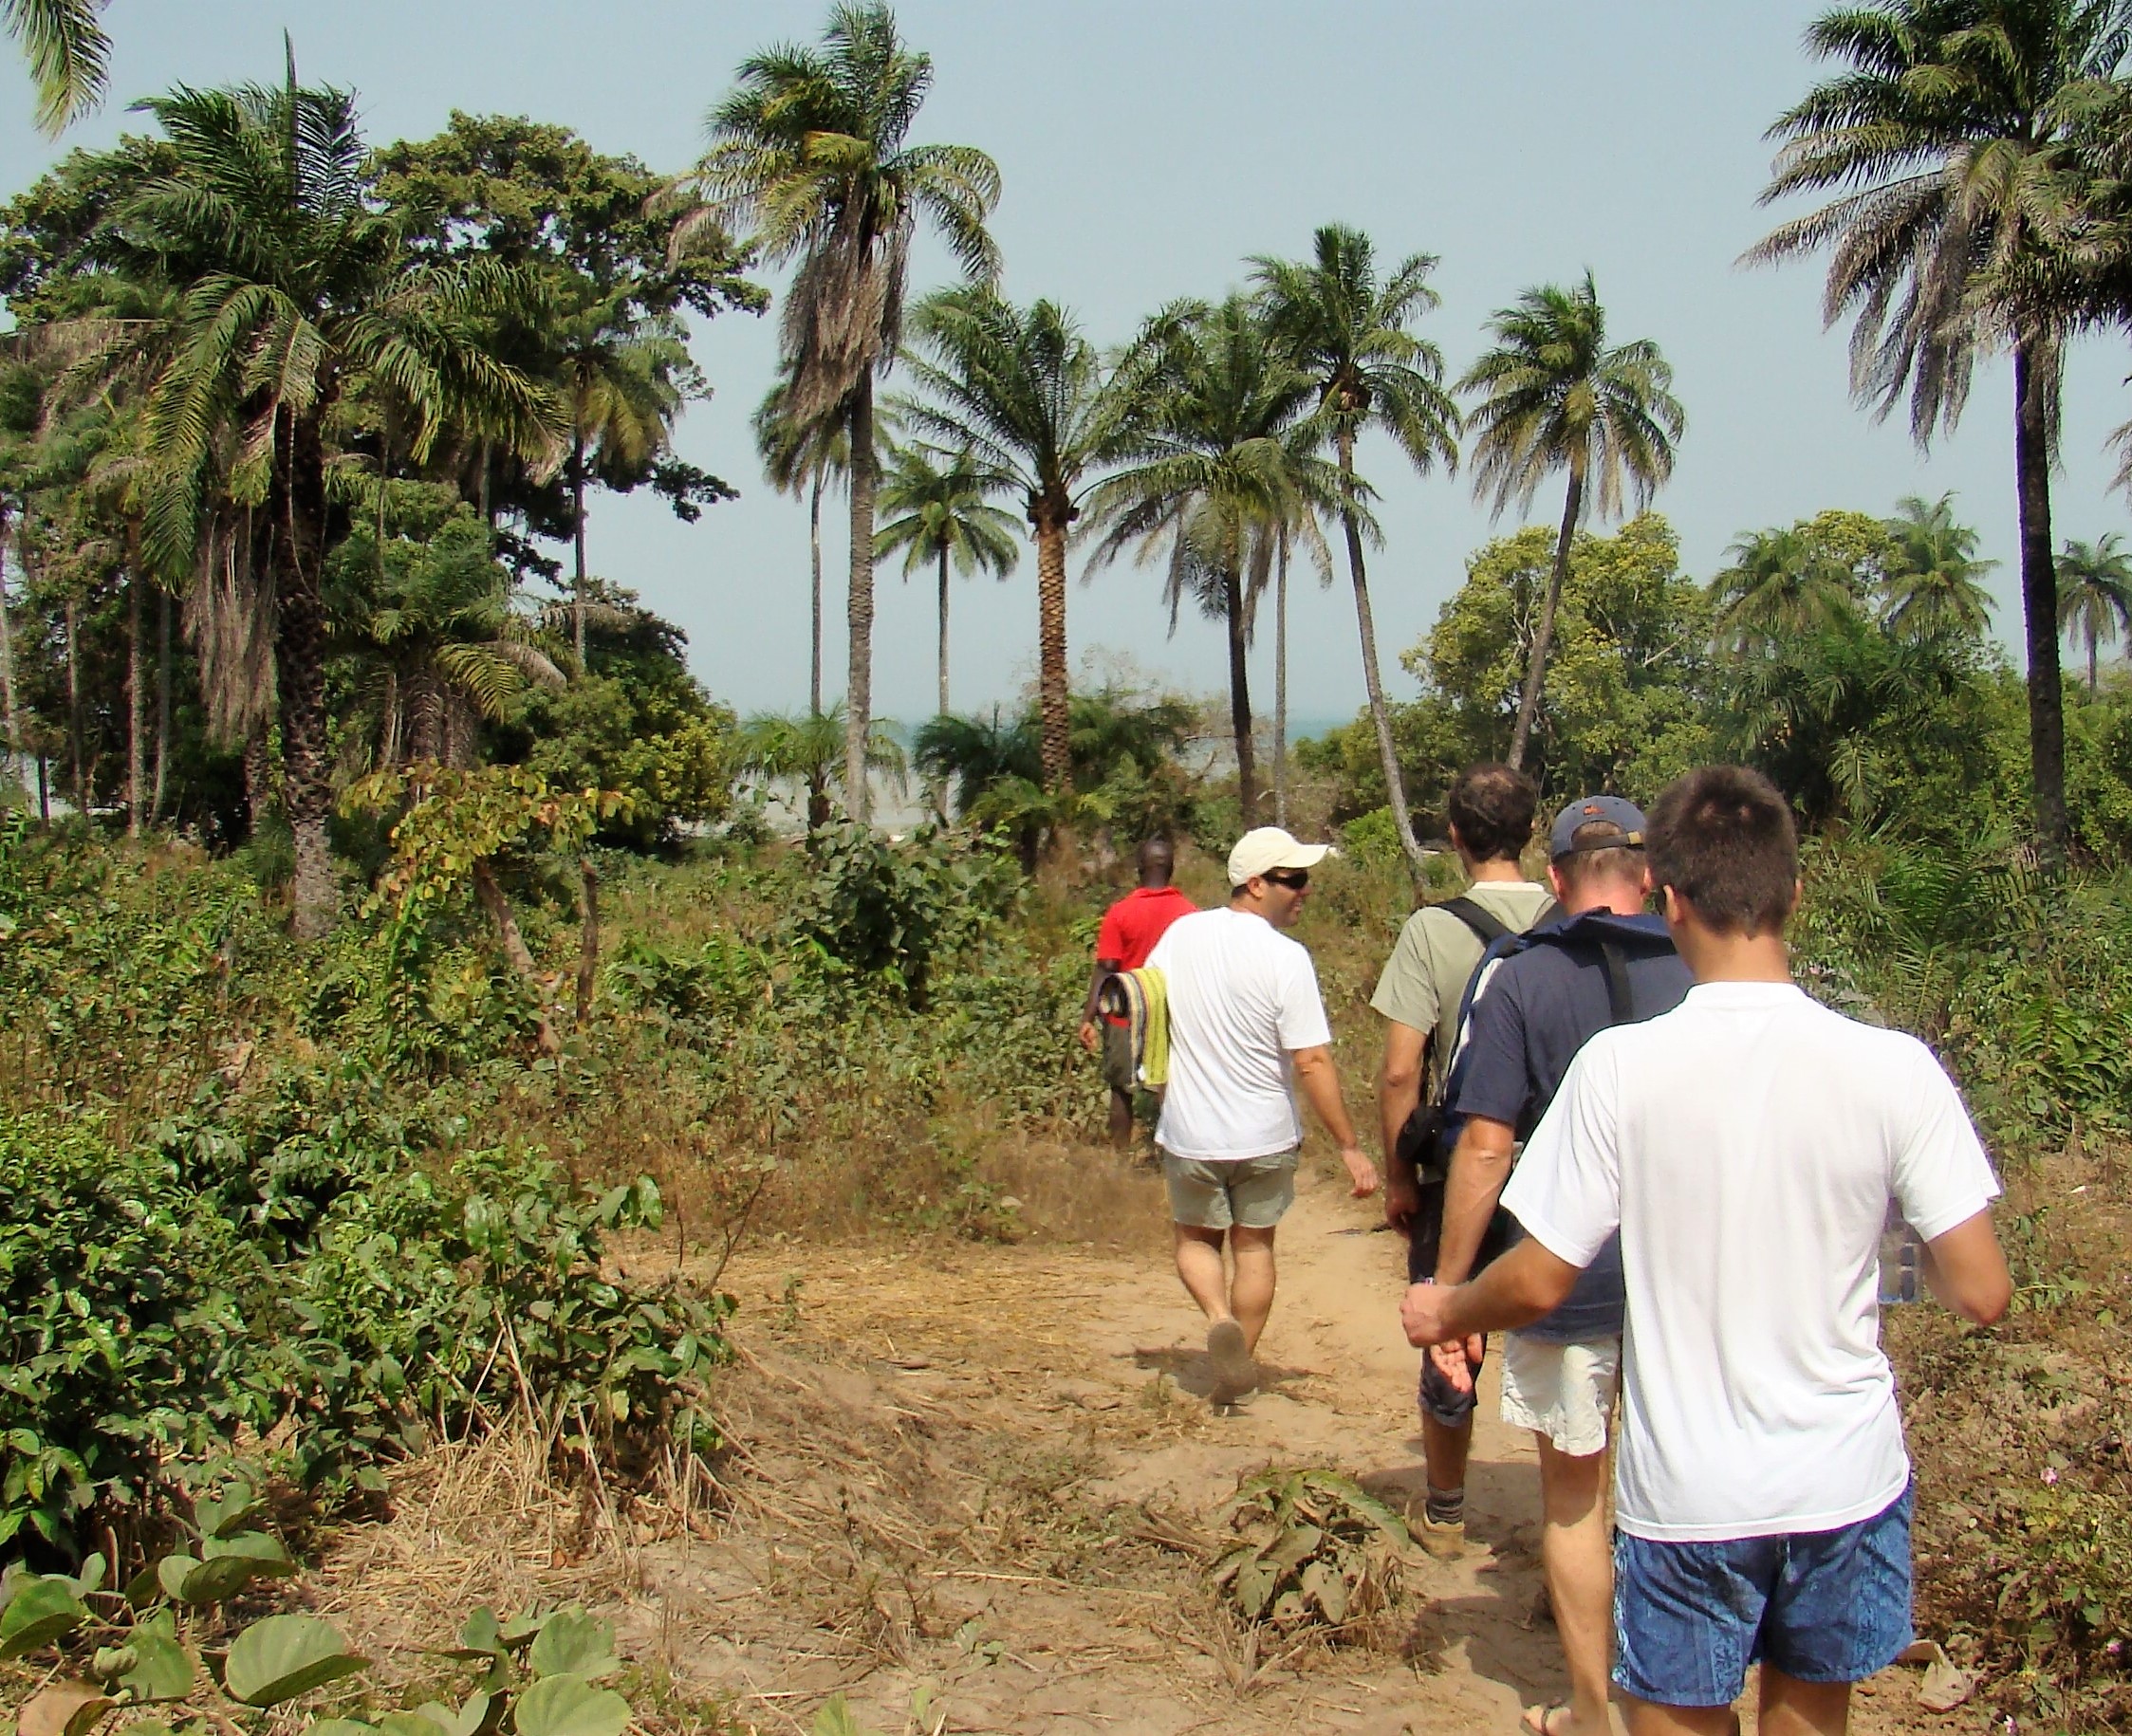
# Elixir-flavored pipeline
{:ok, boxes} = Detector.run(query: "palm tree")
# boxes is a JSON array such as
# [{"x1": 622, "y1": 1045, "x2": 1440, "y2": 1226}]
[
  {"x1": 1458, "y1": 273, "x2": 1684, "y2": 770},
  {"x1": 2057, "y1": 533, "x2": 2132, "y2": 689},
  {"x1": 6, "y1": 0, "x2": 107, "y2": 136},
  {"x1": 1748, "y1": 0, "x2": 2132, "y2": 864},
  {"x1": 896, "y1": 286, "x2": 1122, "y2": 791},
  {"x1": 1090, "y1": 296, "x2": 1341, "y2": 825},
  {"x1": 753, "y1": 371, "x2": 847, "y2": 716},
  {"x1": 104, "y1": 67, "x2": 555, "y2": 934},
  {"x1": 1882, "y1": 493, "x2": 1997, "y2": 637},
  {"x1": 737, "y1": 702, "x2": 904, "y2": 833},
  {"x1": 1251, "y1": 224, "x2": 1459, "y2": 867},
  {"x1": 1712, "y1": 525, "x2": 1864, "y2": 653},
  {"x1": 675, "y1": 1, "x2": 1000, "y2": 822},
  {"x1": 873, "y1": 440, "x2": 1018, "y2": 717},
  {"x1": 911, "y1": 706, "x2": 1041, "y2": 815}
]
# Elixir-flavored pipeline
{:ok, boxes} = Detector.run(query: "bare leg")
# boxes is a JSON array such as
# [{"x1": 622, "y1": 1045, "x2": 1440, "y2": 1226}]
[
  {"x1": 1623, "y1": 1698, "x2": 1735, "y2": 1736},
  {"x1": 1173, "y1": 1223, "x2": 1232, "y2": 1322},
  {"x1": 1531, "y1": 1438, "x2": 1612, "y2": 1736},
  {"x1": 1756, "y1": 1668, "x2": 1849, "y2": 1736},
  {"x1": 1107, "y1": 1086, "x2": 1135, "y2": 1149},
  {"x1": 1422, "y1": 1413, "x2": 1473, "y2": 1499},
  {"x1": 1228, "y1": 1225, "x2": 1276, "y2": 1351}
]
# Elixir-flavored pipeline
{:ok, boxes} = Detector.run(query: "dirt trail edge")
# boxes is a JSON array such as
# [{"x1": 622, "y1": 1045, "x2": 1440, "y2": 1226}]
[{"x1": 619, "y1": 1161, "x2": 1939, "y2": 1736}]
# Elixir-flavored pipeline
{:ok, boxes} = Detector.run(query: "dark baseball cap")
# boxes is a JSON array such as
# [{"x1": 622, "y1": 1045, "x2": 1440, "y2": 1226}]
[{"x1": 1549, "y1": 794, "x2": 1646, "y2": 859}]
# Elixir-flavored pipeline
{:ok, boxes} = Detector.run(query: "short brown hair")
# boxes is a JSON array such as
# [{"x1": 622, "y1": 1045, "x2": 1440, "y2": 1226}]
[
  {"x1": 1447, "y1": 763, "x2": 1537, "y2": 865},
  {"x1": 1647, "y1": 766, "x2": 1799, "y2": 936},
  {"x1": 1553, "y1": 819, "x2": 1645, "y2": 894}
]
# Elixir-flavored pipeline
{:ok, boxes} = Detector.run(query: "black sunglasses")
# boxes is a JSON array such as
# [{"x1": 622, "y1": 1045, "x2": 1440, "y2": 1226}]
[{"x1": 1263, "y1": 868, "x2": 1310, "y2": 890}]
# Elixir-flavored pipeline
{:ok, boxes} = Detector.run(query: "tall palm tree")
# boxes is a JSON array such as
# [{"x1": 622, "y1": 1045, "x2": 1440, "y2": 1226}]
[
  {"x1": 752, "y1": 371, "x2": 847, "y2": 716},
  {"x1": 103, "y1": 68, "x2": 555, "y2": 934},
  {"x1": 1711, "y1": 525, "x2": 1866, "y2": 653},
  {"x1": 896, "y1": 286, "x2": 1122, "y2": 791},
  {"x1": 873, "y1": 440, "x2": 1018, "y2": 717},
  {"x1": 1882, "y1": 492, "x2": 1997, "y2": 637},
  {"x1": 1251, "y1": 224, "x2": 1460, "y2": 868},
  {"x1": 1748, "y1": 0, "x2": 2132, "y2": 864},
  {"x1": 6, "y1": 0, "x2": 107, "y2": 137},
  {"x1": 1458, "y1": 273, "x2": 1684, "y2": 770},
  {"x1": 1089, "y1": 295, "x2": 1337, "y2": 824},
  {"x1": 2057, "y1": 532, "x2": 2132, "y2": 688},
  {"x1": 675, "y1": 2, "x2": 999, "y2": 822}
]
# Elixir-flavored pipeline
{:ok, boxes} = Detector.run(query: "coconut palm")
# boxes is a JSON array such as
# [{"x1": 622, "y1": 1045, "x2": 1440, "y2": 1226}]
[
  {"x1": 1882, "y1": 493, "x2": 1997, "y2": 637},
  {"x1": 1251, "y1": 225, "x2": 1460, "y2": 867},
  {"x1": 753, "y1": 371, "x2": 848, "y2": 716},
  {"x1": 910, "y1": 706, "x2": 1041, "y2": 816},
  {"x1": 1088, "y1": 295, "x2": 1338, "y2": 825},
  {"x1": 1712, "y1": 526, "x2": 1865, "y2": 654},
  {"x1": 1458, "y1": 273, "x2": 1684, "y2": 770},
  {"x1": 895, "y1": 286, "x2": 1123, "y2": 791},
  {"x1": 6, "y1": 0, "x2": 107, "y2": 137},
  {"x1": 675, "y1": 1, "x2": 1000, "y2": 822},
  {"x1": 1748, "y1": 0, "x2": 2132, "y2": 863},
  {"x1": 873, "y1": 440, "x2": 1018, "y2": 717},
  {"x1": 2057, "y1": 532, "x2": 2132, "y2": 688},
  {"x1": 102, "y1": 69, "x2": 556, "y2": 934}
]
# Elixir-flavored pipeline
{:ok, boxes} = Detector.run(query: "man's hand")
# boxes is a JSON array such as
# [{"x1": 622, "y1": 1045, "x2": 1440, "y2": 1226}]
[
  {"x1": 1401, "y1": 1280, "x2": 1453, "y2": 1347},
  {"x1": 1339, "y1": 1144, "x2": 1380, "y2": 1199},
  {"x1": 1428, "y1": 1335, "x2": 1485, "y2": 1394},
  {"x1": 1382, "y1": 1173, "x2": 1419, "y2": 1236},
  {"x1": 1077, "y1": 1019, "x2": 1100, "y2": 1055}
]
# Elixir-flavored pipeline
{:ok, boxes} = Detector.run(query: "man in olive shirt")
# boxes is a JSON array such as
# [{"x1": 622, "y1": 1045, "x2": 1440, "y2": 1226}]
[{"x1": 1372, "y1": 762, "x2": 1553, "y2": 1553}]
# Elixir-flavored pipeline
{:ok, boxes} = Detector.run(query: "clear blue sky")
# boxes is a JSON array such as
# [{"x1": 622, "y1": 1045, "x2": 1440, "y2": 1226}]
[{"x1": 4, "y1": 2, "x2": 2127, "y2": 727}]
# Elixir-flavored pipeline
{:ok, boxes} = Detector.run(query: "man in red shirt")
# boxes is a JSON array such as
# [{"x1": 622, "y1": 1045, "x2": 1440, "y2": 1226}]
[{"x1": 1078, "y1": 837, "x2": 1196, "y2": 1148}]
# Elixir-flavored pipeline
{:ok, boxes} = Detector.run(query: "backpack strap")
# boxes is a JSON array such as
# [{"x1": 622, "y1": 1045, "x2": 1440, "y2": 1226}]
[
  {"x1": 1435, "y1": 895, "x2": 1511, "y2": 948},
  {"x1": 1598, "y1": 939, "x2": 1636, "y2": 1026}
]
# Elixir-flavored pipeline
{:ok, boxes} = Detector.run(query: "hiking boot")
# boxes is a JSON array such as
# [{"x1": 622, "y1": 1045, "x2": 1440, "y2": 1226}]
[
  {"x1": 1206, "y1": 1320, "x2": 1255, "y2": 1403},
  {"x1": 1416, "y1": 1512, "x2": 1466, "y2": 1560}
]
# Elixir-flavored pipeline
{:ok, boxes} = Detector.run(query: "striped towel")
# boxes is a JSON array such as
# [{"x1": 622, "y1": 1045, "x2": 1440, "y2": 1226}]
[{"x1": 1096, "y1": 966, "x2": 1170, "y2": 1089}]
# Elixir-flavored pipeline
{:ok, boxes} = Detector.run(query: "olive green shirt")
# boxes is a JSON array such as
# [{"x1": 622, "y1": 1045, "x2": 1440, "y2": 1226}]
[{"x1": 1369, "y1": 880, "x2": 1557, "y2": 1098}]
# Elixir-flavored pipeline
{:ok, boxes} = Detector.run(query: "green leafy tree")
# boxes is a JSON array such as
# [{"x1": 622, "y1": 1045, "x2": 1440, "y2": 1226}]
[
  {"x1": 897, "y1": 286, "x2": 1123, "y2": 793},
  {"x1": 1749, "y1": 0, "x2": 2132, "y2": 863},
  {"x1": 911, "y1": 707, "x2": 1039, "y2": 817},
  {"x1": 2058, "y1": 532, "x2": 2132, "y2": 689},
  {"x1": 1459, "y1": 273, "x2": 1683, "y2": 770},
  {"x1": 1251, "y1": 224, "x2": 1459, "y2": 869},
  {"x1": 675, "y1": 1, "x2": 1000, "y2": 822},
  {"x1": 97, "y1": 67, "x2": 557, "y2": 934},
  {"x1": 873, "y1": 440, "x2": 1018, "y2": 717},
  {"x1": 737, "y1": 702, "x2": 902, "y2": 834},
  {"x1": 5, "y1": 0, "x2": 107, "y2": 137},
  {"x1": 1711, "y1": 525, "x2": 1868, "y2": 652},
  {"x1": 1882, "y1": 492, "x2": 1997, "y2": 637}
]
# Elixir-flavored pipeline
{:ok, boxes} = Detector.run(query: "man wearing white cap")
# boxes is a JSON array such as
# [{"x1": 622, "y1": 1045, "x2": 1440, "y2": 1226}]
[{"x1": 1144, "y1": 826, "x2": 1380, "y2": 1403}]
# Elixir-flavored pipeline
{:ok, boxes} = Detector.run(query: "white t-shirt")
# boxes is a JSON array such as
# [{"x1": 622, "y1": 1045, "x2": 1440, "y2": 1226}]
[
  {"x1": 1502, "y1": 981, "x2": 2000, "y2": 1542},
  {"x1": 1148, "y1": 906, "x2": 1333, "y2": 1162}
]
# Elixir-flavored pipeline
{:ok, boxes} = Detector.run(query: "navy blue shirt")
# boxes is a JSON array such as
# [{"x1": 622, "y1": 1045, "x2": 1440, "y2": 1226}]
[{"x1": 1446, "y1": 911, "x2": 1694, "y2": 1343}]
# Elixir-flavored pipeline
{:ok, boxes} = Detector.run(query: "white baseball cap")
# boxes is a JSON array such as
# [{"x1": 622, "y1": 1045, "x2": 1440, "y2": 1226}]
[{"x1": 1227, "y1": 825, "x2": 1337, "y2": 887}]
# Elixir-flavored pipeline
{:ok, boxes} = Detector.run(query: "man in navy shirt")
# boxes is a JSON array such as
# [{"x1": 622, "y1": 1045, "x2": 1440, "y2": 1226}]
[{"x1": 1428, "y1": 796, "x2": 1693, "y2": 1736}]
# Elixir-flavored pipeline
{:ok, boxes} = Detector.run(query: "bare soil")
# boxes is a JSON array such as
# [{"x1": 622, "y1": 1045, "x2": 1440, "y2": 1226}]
[{"x1": 317, "y1": 1151, "x2": 1969, "y2": 1736}]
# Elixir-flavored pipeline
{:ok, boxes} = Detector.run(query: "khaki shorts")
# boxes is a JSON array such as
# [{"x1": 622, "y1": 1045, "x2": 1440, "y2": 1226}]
[
  {"x1": 1161, "y1": 1149, "x2": 1298, "y2": 1231},
  {"x1": 1102, "y1": 1020, "x2": 1136, "y2": 1095},
  {"x1": 1499, "y1": 1332, "x2": 1621, "y2": 1457}
]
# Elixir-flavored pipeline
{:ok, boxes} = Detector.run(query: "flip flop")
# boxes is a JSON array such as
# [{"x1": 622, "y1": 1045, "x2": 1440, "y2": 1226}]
[{"x1": 1519, "y1": 1706, "x2": 1570, "y2": 1736}]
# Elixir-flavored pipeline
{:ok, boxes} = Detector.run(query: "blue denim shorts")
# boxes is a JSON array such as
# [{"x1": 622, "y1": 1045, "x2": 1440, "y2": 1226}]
[{"x1": 1613, "y1": 1483, "x2": 1914, "y2": 1708}]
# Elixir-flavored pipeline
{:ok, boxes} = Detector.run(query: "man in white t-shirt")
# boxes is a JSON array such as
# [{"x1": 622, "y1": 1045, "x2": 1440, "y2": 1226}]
[
  {"x1": 1400, "y1": 766, "x2": 2011, "y2": 1736},
  {"x1": 1149, "y1": 826, "x2": 1380, "y2": 1404}
]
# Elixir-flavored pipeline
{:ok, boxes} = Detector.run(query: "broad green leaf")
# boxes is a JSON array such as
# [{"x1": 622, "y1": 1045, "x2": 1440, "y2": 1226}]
[
  {"x1": 201, "y1": 1532, "x2": 296, "y2": 1578},
  {"x1": 1263, "y1": 1523, "x2": 1323, "y2": 1574},
  {"x1": 221, "y1": 1615, "x2": 367, "y2": 1708},
  {"x1": 511, "y1": 1675, "x2": 629, "y2": 1736},
  {"x1": 1300, "y1": 1560, "x2": 1348, "y2": 1625},
  {"x1": 0, "y1": 1576, "x2": 89, "y2": 1658},
  {"x1": 526, "y1": 1609, "x2": 618, "y2": 1681},
  {"x1": 454, "y1": 1608, "x2": 501, "y2": 1655},
  {"x1": 810, "y1": 1699, "x2": 862, "y2": 1736},
  {"x1": 120, "y1": 1626, "x2": 196, "y2": 1704},
  {"x1": 17, "y1": 1680, "x2": 114, "y2": 1736},
  {"x1": 304, "y1": 1722, "x2": 381, "y2": 1736},
  {"x1": 68, "y1": 1555, "x2": 107, "y2": 1598},
  {"x1": 411, "y1": 1696, "x2": 490, "y2": 1736},
  {"x1": 194, "y1": 1487, "x2": 263, "y2": 1542},
  {"x1": 154, "y1": 1559, "x2": 198, "y2": 1604}
]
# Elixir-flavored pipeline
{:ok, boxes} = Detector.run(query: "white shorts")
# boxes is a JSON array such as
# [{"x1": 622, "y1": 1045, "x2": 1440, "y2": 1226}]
[{"x1": 1499, "y1": 1333, "x2": 1621, "y2": 1457}]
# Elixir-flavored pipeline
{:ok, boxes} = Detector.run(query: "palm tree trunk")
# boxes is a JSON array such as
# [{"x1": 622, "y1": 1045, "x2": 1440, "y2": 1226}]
[
  {"x1": 0, "y1": 505, "x2": 16, "y2": 775},
  {"x1": 1225, "y1": 566, "x2": 1257, "y2": 825},
  {"x1": 844, "y1": 373, "x2": 876, "y2": 825},
  {"x1": 126, "y1": 563, "x2": 144, "y2": 837},
  {"x1": 1035, "y1": 507, "x2": 1071, "y2": 793},
  {"x1": 2015, "y1": 340, "x2": 2067, "y2": 867},
  {"x1": 570, "y1": 432, "x2": 589, "y2": 667},
  {"x1": 1273, "y1": 531, "x2": 1288, "y2": 830},
  {"x1": 1337, "y1": 432, "x2": 1423, "y2": 871},
  {"x1": 808, "y1": 470, "x2": 824, "y2": 715},
  {"x1": 1509, "y1": 470, "x2": 1584, "y2": 771},
  {"x1": 152, "y1": 585, "x2": 170, "y2": 822},
  {"x1": 2090, "y1": 629, "x2": 2099, "y2": 694},
  {"x1": 280, "y1": 409, "x2": 338, "y2": 939},
  {"x1": 65, "y1": 593, "x2": 83, "y2": 811},
  {"x1": 937, "y1": 544, "x2": 951, "y2": 718}
]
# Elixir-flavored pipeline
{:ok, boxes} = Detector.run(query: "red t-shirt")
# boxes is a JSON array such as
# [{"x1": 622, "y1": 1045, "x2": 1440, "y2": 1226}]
[{"x1": 1097, "y1": 885, "x2": 1197, "y2": 974}]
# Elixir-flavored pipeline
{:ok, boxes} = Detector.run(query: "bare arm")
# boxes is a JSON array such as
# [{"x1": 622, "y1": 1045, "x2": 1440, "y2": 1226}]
[
  {"x1": 1376, "y1": 1022, "x2": 1427, "y2": 1230},
  {"x1": 1291, "y1": 1043, "x2": 1380, "y2": 1198},
  {"x1": 1400, "y1": 1236, "x2": 1581, "y2": 1347},
  {"x1": 1919, "y1": 1208, "x2": 2012, "y2": 1325},
  {"x1": 1433, "y1": 1115, "x2": 1516, "y2": 1286},
  {"x1": 1077, "y1": 956, "x2": 1123, "y2": 1052}
]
